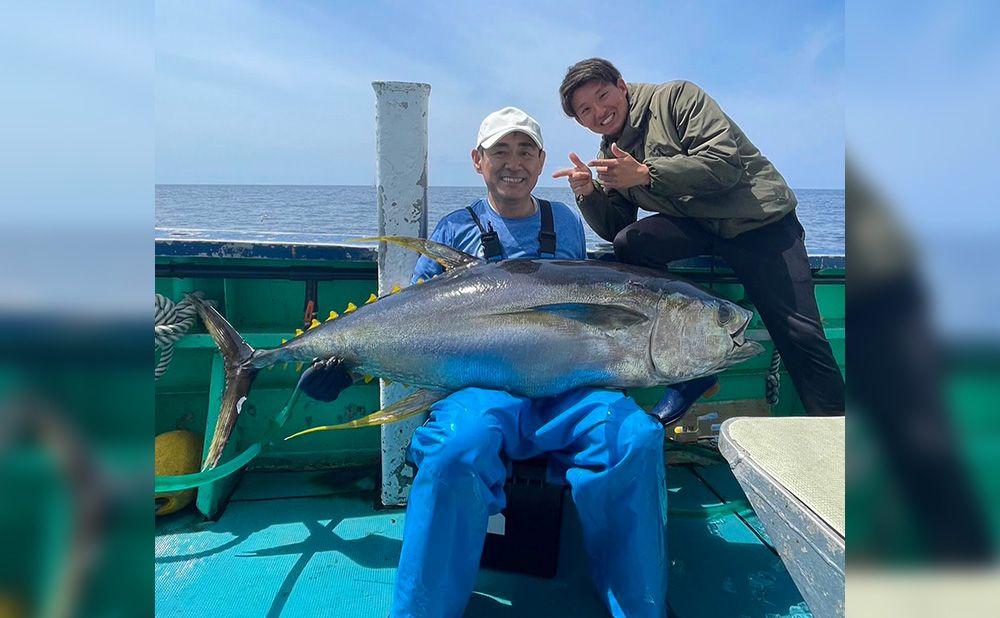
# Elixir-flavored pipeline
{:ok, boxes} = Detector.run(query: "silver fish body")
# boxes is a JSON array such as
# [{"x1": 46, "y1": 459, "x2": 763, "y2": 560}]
[
  {"x1": 193, "y1": 240, "x2": 762, "y2": 470},
  {"x1": 256, "y1": 259, "x2": 761, "y2": 397}
]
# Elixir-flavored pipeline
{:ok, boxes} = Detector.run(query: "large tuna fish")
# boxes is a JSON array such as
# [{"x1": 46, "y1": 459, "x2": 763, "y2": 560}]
[{"x1": 192, "y1": 236, "x2": 762, "y2": 470}]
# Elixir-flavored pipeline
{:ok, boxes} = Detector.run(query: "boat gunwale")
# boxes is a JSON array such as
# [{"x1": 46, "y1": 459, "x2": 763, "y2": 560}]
[{"x1": 154, "y1": 231, "x2": 846, "y2": 273}]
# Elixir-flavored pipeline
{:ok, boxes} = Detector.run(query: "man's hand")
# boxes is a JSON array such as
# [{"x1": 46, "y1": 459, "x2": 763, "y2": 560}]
[
  {"x1": 588, "y1": 143, "x2": 650, "y2": 190},
  {"x1": 551, "y1": 152, "x2": 595, "y2": 197}
]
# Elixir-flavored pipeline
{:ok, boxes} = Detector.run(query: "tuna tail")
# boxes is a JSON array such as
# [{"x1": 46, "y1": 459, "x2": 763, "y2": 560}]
[{"x1": 187, "y1": 294, "x2": 260, "y2": 471}]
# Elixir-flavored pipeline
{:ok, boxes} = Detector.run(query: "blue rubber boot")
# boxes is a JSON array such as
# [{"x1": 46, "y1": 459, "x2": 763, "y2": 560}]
[{"x1": 650, "y1": 375, "x2": 720, "y2": 426}]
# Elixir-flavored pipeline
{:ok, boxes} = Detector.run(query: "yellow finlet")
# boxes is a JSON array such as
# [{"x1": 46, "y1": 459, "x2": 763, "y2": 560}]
[
  {"x1": 295, "y1": 362, "x2": 303, "y2": 372},
  {"x1": 295, "y1": 328, "x2": 304, "y2": 337},
  {"x1": 383, "y1": 378, "x2": 393, "y2": 386},
  {"x1": 309, "y1": 318, "x2": 321, "y2": 329},
  {"x1": 326, "y1": 310, "x2": 339, "y2": 321},
  {"x1": 345, "y1": 302, "x2": 358, "y2": 313},
  {"x1": 281, "y1": 338, "x2": 288, "y2": 345},
  {"x1": 391, "y1": 284, "x2": 401, "y2": 294},
  {"x1": 415, "y1": 278, "x2": 424, "y2": 285},
  {"x1": 363, "y1": 374, "x2": 373, "y2": 384},
  {"x1": 365, "y1": 293, "x2": 378, "y2": 304}
]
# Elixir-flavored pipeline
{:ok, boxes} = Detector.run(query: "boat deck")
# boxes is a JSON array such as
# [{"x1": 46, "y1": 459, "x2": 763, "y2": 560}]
[{"x1": 155, "y1": 463, "x2": 810, "y2": 617}]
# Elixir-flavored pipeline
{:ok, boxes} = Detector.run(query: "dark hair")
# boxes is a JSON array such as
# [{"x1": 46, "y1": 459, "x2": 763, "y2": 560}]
[{"x1": 559, "y1": 58, "x2": 622, "y2": 117}]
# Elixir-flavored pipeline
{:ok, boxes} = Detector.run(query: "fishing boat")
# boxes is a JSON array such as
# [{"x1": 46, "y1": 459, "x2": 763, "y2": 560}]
[
  {"x1": 153, "y1": 225, "x2": 845, "y2": 617},
  {"x1": 154, "y1": 81, "x2": 847, "y2": 617}
]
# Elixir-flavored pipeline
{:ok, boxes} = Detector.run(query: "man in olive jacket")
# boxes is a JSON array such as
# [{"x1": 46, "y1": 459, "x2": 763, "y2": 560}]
[{"x1": 554, "y1": 58, "x2": 843, "y2": 415}]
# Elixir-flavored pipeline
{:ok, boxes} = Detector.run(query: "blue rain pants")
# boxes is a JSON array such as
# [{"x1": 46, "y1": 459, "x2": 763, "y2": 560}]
[{"x1": 391, "y1": 387, "x2": 668, "y2": 618}]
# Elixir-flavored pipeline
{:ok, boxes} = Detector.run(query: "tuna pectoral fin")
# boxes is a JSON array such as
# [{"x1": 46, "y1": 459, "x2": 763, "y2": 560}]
[
  {"x1": 284, "y1": 388, "x2": 448, "y2": 439},
  {"x1": 187, "y1": 294, "x2": 259, "y2": 471},
  {"x1": 353, "y1": 236, "x2": 481, "y2": 271},
  {"x1": 507, "y1": 303, "x2": 649, "y2": 331}
]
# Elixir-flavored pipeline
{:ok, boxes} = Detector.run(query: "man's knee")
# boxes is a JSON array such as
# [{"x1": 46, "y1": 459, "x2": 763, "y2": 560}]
[
  {"x1": 409, "y1": 388, "x2": 522, "y2": 473},
  {"x1": 613, "y1": 228, "x2": 641, "y2": 265},
  {"x1": 589, "y1": 393, "x2": 664, "y2": 453},
  {"x1": 618, "y1": 403, "x2": 664, "y2": 451},
  {"x1": 630, "y1": 408, "x2": 665, "y2": 441},
  {"x1": 779, "y1": 312, "x2": 831, "y2": 352}
]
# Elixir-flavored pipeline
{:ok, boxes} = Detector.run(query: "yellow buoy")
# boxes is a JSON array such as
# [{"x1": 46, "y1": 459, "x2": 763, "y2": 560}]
[{"x1": 154, "y1": 430, "x2": 202, "y2": 516}]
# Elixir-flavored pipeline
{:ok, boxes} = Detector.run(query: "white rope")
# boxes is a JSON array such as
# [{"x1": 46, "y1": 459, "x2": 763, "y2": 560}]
[{"x1": 154, "y1": 292, "x2": 204, "y2": 380}]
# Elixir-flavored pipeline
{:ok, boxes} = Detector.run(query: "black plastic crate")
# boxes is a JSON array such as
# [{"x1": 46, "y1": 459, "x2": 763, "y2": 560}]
[{"x1": 480, "y1": 457, "x2": 565, "y2": 579}]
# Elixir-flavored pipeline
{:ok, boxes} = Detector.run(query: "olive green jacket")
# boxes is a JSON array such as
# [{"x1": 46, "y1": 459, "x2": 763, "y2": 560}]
[{"x1": 577, "y1": 81, "x2": 797, "y2": 240}]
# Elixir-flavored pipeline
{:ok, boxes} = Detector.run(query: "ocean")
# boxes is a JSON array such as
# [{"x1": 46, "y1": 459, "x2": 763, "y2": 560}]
[{"x1": 155, "y1": 185, "x2": 844, "y2": 255}]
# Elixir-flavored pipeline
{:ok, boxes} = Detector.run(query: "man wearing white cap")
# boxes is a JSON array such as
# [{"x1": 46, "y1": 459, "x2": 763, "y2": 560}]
[
  {"x1": 393, "y1": 108, "x2": 668, "y2": 617},
  {"x1": 411, "y1": 106, "x2": 586, "y2": 278},
  {"x1": 301, "y1": 107, "x2": 668, "y2": 617}
]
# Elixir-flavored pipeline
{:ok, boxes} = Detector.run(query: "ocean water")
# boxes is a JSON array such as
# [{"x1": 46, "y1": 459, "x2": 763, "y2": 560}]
[{"x1": 156, "y1": 185, "x2": 844, "y2": 254}]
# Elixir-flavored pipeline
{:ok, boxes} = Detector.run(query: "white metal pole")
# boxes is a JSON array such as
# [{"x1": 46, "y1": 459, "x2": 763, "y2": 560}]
[{"x1": 372, "y1": 81, "x2": 430, "y2": 506}]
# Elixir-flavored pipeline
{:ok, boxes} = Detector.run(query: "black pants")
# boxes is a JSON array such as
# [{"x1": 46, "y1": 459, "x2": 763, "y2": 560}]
[{"x1": 613, "y1": 213, "x2": 845, "y2": 415}]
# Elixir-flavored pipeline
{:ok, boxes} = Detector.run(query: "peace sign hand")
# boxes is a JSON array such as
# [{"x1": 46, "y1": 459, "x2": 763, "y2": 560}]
[
  {"x1": 552, "y1": 152, "x2": 595, "y2": 197},
  {"x1": 588, "y1": 143, "x2": 650, "y2": 190}
]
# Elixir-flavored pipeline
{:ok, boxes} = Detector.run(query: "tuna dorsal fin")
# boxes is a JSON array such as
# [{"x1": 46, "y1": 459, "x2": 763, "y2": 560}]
[
  {"x1": 283, "y1": 388, "x2": 449, "y2": 437},
  {"x1": 506, "y1": 303, "x2": 649, "y2": 331},
  {"x1": 354, "y1": 236, "x2": 481, "y2": 270}
]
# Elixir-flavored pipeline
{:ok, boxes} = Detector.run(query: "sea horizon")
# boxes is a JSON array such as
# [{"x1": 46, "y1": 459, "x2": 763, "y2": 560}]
[{"x1": 156, "y1": 184, "x2": 845, "y2": 254}]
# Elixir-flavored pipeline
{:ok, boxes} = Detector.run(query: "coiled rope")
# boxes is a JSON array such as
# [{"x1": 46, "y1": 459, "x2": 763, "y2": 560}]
[
  {"x1": 154, "y1": 292, "x2": 205, "y2": 380},
  {"x1": 765, "y1": 347, "x2": 781, "y2": 406}
]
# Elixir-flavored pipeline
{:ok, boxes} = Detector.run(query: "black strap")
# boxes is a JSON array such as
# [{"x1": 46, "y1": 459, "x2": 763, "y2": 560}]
[
  {"x1": 466, "y1": 205, "x2": 503, "y2": 262},
  {"x1": 467, "y1": 199, "x2": 558, "y2": 262},
  {"x1": 537, "y1": 199, "x2": 556, "y2": 258}
]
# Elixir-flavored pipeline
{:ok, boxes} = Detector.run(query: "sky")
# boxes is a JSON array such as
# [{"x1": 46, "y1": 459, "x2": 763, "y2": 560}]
[{"x1": 155, "y1": 0, "x2": 844, "y2": 189}]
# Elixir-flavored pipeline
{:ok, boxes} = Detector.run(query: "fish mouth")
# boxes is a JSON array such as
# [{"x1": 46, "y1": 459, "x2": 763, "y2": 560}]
[
  {"x1": 730, "y1": 339, "x2": 763, "y2": 362},
  {"x1": 727, "y1": 312, "x2": 762, "y2": 361},
  {"x1": 730, "y1": 312, "x2": 752, "y2": 348}
]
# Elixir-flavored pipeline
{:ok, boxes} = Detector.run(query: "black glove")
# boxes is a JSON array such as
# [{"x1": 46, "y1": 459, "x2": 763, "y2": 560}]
[
  {"x1": 298, "y1": 357, "x2": 353, "y2": 402},
  {"x1": 649, "y1": 375, "x2": 719, "y2": 426}
]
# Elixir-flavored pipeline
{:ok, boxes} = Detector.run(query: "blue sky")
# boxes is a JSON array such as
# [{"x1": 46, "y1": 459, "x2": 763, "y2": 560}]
[{"x1": 156, "y1": 1, "x2": 844, "y2": 189}]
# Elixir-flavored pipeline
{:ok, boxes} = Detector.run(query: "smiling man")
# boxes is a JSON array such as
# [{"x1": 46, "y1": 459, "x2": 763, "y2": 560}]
[
  {"x1": 411, "y1": 106, "x2": 585, "y2": 279},
  {"x1": 299, "y1": 107, "x2": 671, "y2": 618},
  {"x1": 397, "y1": 108, "x2": 668, "y2": 618},
  {"x1": 553, "y1": 58, "x2": 844, "y2": 416}
]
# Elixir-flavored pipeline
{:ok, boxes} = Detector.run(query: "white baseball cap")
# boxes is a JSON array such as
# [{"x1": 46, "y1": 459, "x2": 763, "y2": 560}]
[{"x1": 476, "y1": 107, "x2": 544, "y2": 150}]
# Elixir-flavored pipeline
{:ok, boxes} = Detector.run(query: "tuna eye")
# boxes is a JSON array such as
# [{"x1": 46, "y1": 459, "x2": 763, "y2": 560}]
[{"x1": 717, "y1": 304, "x2": 734, "y2": 325}]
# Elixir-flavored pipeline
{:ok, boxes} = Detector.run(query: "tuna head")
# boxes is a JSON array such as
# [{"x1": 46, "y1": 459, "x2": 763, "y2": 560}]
[{"x1": 650, "y1": 293, "x2": 763, "y2": 382}]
